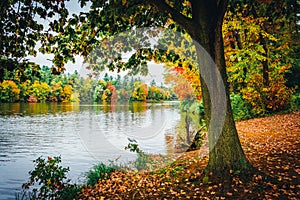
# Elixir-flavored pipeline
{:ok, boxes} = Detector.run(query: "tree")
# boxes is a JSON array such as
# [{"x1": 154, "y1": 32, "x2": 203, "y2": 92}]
[
  {"x1": 164, "y1": 67, "x2": 195, "y2": 101},
  {"x1": 29, "y1": 81, "x2": 51, "y2": 102},
  {"x1": 223, "y1": 3, "x2": 295, "y2": 114},
  {"x1": 44, "y1": 0, "x2": 254, "y2": 177},
  {"x1": 131, "y1": 81, "x2": 148, "y2": 101},
  {"x1": 0, "y1": 80, "x2": 20, "y2": 102},
  {"x1": 0, "y1": 0, "x2": 69, "y2": 81},
  {"x1": 228, "y1": 0, "x2": 299, "y2": 90},
  {"x1": 172, "y1": 1, "x2": 252, "y2": 175}
]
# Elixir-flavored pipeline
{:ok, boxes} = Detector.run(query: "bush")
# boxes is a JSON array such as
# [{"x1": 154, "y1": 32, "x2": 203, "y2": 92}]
[
  {"x1": 0, "y1": 80, "x2": 20, "y2": 102},
  {"x1": 230, "y1": 93, "x2": 253, "y2": 121},
  {"x1": 197, "y1": 100, "x2": 205, "y2": 116},
  {"x1": 290, "y1": 92, "x2": 300, "y2": 111},
  {"x1": 21, "y1": 156, "x2": 78, "y2": 200},
  {"x1": 58, "y1": 184, "x2": 81, "y2": 200},
  {"x1": 241, "y1": 75, "x2": 293, "y2": 114},
  {"x1": 86, "y1": 163, "x2": 115, "y2": 186}
]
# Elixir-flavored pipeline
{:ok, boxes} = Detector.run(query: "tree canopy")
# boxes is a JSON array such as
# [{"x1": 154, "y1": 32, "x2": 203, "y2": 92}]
[{"x1": 0, "y1": 0, "x2": 70, "y2": 81}]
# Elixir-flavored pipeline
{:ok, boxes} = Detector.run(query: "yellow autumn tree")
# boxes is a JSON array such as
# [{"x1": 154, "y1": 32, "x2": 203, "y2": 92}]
[{"x1": 0, "y1": 80, "x2": 20, "y2": 102}]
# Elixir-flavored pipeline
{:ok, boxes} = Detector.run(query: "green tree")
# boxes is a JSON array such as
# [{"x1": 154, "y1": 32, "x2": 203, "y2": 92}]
[
  {"x1": 113, "y1": 74, "x2": 122, "y2": 90},
  {"x1": 39, "y1": 66, "x2": 55, "y2": 85},
  {"x1": 67, "y1": 70, "x2": 81, "y2": 99},
  {"x1": 79, "y1": 77, "x2": 97, "y2": 103},
  {"x1": 20, "y1": 80, "x2": 31, "y2": 101},
  {"x1": 93, "y1": 80, "x2": 108, "y2": 102},
  {"x1": 228, "y1": 0, "x2": 299, "y2": 87},
  {"x1": 150, "y1": 79, "x2": 156, "y2": 86},
  {"x1": 103, "y1": 73, "x2": 110, "y2": 82},
  {"x1": 148, "y1": 85, "x2": 163, "y2": 101},
  {"x1": 0, "y1": 0, "x2": 69, "y2": 81}
]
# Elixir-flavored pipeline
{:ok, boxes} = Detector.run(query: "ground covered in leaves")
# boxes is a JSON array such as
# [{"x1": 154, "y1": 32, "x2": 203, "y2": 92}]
[{"x1": 78, "y1": 111, "x2": 300, "y2": 199}]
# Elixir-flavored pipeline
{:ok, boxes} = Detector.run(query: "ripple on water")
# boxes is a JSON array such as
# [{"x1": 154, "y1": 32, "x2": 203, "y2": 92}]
[{"x1": 0, "y1": 102, "x2": 183, "y2": 199}]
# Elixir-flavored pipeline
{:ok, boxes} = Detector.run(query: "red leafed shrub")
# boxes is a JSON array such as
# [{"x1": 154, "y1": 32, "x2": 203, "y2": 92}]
[
  {"x1": 242, "y1": 75, "x2": 293, "y2": 114},
  {"x1": 27, "y1": 94, "x2": 38, "y2": 103}
]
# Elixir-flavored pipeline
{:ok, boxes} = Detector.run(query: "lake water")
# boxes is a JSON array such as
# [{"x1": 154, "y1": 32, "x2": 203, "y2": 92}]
[{"x1": 0, "y1": 102, "x2": 183, "y2": 199}]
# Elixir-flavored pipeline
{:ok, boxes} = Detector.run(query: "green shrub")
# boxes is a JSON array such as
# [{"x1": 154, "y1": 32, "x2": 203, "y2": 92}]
[
  {"x1": 21, "y1": 156, "x2": 78, "y2": 200},
  {"x1": 290, "y1": 92, "x2": 300, "y2": 111},
  {"x1": 58, "y1": 184, "x2": 81, "y2": 200},
  {"x1": 230, "y1": 93, "x2": 254, "y2": 121},
  {"x1": 197, "y1": 101, "x2": 205, "y2": 116},
  {"x1": 86, "y1": 163, "x2": 115, "y2": 186}
]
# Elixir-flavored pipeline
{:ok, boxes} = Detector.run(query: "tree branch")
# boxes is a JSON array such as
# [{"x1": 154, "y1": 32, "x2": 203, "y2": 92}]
[
  {"x1": 150, "y1": 0, "x2": 195, "y2": 32},
  {"x1": 216, "y1": 0, "x2": 229, "y2": 22}
]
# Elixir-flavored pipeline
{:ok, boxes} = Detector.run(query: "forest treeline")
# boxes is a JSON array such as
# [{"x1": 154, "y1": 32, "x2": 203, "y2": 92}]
[{"x1": 0, "y1": 66, "x2": 174, "y2": 103}]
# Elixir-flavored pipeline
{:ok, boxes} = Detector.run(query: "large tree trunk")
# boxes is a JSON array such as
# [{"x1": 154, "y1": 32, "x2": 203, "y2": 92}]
[
  {"x1": 189, "y1": 1, "x2": 252, "y2": 176},
  {"x1": 152, "y1": 0, "x2": 252, "y2": 177}
]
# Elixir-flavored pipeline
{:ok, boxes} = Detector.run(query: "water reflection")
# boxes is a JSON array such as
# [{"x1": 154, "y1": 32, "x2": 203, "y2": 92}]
[
  {"x1": 0, "y1": 102, "x2": 80, "y2": 116},
  {"x1": 74, "y1": 102, "x2": 181, "y2": 161},
  {"x1": 0, "y1": 102, "x2": 187, "y2": 199}
]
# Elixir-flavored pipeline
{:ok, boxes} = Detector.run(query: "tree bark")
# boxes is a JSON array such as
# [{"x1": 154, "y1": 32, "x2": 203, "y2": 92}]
[
  {"x1": 152, "y1": 0, "x2": 252, "y2": 176},
  {"x1": 189, "y1": 1, "x2": 252, "y2": 176},
  {"x1": 259, "y1": 33, "x2": 269, "y2": 87},
  {"x1": 250, "y1": 5, "x2": 270, "y2": 87}
]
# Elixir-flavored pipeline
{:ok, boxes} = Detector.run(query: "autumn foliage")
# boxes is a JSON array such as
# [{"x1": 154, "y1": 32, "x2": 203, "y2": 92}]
[
  {"x1": 223, "y1": 5, "x2": 296, "y2": 115},
  {"x1": 241, "y1": 75, "x2": 293, "y2": 113},
  {"x1": 0, "y1": 80, "x2": 20, "y2": 102}
]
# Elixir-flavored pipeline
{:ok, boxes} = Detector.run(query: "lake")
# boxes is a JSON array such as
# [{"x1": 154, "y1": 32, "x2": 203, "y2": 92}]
[{"x1": 0, "y1": 102, "x2": 186, "y2": 199}]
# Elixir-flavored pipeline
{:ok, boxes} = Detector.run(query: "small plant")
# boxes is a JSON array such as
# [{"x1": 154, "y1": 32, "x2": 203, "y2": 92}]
[
  {"x1": 125, "y1": 138, "x2": 153, "y2": 171},
  {"x1": 86, "y1": 162, "x2": 115, "y2": 186},
  {"x1": 21, "y1": 156, "x2": 77, "y2": 200}
]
